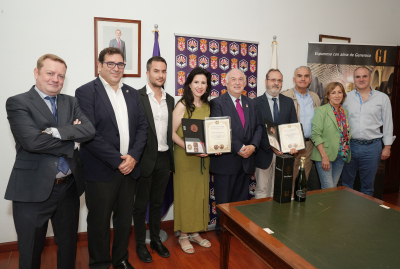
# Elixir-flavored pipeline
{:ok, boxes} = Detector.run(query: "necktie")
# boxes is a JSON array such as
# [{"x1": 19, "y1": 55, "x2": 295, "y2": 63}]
[
  {"x1": 272, "y1": 97, "x2": 279, "y2": 124},
  {"x1": 235, "y1": 99, "x2": 245, "y2": 128},
  {"x1": 118, "y1": 39, "x2": 121, "y2": 49},
  {"x1": 45, "y1": 96, "x2": 70, "y2": 175}
]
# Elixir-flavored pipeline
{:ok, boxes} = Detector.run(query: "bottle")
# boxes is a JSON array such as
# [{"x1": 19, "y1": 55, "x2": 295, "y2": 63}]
[{"x1": 294, "y1": 157, "x2": 307, "y2": 202}]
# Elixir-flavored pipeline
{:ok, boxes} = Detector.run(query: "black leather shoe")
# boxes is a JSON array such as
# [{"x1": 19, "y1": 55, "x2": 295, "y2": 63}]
[
  {"x1": 114, "y1": 260, "x2": 134, "y2": 269},
  {"x1": 150, "y1": 240, "x2": 170, "y2": 258},
  {"x1": 136, "y1": 244, "x2": 152, "y2": 263}
]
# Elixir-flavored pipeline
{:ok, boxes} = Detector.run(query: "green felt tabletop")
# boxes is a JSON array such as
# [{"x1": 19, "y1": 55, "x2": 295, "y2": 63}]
[{"x1": 235, "y1": 190, "x2": 400, "y2": 268}]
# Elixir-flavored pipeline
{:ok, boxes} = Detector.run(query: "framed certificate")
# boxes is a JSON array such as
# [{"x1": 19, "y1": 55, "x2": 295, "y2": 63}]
[
  {"x1": 264, "y1": 119, "x2": 306, "y2": 153},
  {"x1": 182, "y1": 117, "x2": 231, "y2": 154}
]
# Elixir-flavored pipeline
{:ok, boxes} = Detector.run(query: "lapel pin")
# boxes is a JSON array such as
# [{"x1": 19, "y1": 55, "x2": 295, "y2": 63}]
[
  {"x1": 126, "y1": 90, "x2": 129, "y2": 93},
  {"x1": 246, "y1": 104, "x2": 248, "y2": 108}
]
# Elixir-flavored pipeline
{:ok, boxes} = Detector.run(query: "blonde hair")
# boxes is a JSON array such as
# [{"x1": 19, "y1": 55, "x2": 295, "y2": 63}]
[{"x1": 37, "y1": 54, "x2": 67, "y2": 71}]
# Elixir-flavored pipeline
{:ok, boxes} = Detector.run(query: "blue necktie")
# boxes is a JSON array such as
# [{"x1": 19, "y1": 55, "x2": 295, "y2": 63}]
[
  {"x1": 45, "y1": 96, "x2": 70, "y2": 175},
  {"x1": 272, "y1": 98, "x2": 279, "y2": 124}
]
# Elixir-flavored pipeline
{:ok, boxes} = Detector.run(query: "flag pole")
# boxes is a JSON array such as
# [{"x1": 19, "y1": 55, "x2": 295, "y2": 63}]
[{"x1": 271, "y1": 35, "x2": 278, "y2": 69}]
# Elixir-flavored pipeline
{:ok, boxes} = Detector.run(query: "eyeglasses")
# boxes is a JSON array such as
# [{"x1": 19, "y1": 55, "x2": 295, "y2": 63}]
[
  {"x1": 102, "y1": 61, "x2": 126, "y2": 69},
  {"x1": 267, "y1": 79, "x2": 283, "y2": 83}
]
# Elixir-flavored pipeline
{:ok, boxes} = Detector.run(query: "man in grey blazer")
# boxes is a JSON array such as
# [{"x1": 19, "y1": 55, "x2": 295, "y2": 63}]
[
  {"x1": 109, "y1": 29, "x2": 126, "y2": 62},
  {"x1": 5, "y1": 54, "x2": 95, "y2": 269}
]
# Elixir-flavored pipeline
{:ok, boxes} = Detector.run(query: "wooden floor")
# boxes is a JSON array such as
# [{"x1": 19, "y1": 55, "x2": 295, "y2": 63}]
[{"x1": 1, "y1": 191, "x2": 399, "y2": 269}]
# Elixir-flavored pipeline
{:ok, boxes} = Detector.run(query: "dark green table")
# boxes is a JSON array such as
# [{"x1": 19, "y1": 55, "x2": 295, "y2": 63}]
[{"x1": 217, "y1": 187, "x2": 400, "y2": 269}]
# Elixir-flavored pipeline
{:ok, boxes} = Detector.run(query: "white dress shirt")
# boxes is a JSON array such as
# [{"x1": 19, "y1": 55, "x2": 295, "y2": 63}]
[
  {"x1": 146, "y1": 84, "x2": 169, "y2": 151},
  {"x1": 99, "y1": 75, "x2": 130, "y2": 155}
]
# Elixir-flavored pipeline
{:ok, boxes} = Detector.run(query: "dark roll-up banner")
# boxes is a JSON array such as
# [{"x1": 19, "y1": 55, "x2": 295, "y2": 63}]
[{"x1": 307, "y1": 42, "x2": 396, "y2": 199}]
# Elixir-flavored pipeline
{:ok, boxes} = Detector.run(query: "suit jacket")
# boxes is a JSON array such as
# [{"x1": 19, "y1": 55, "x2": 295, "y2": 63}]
[
  {"x1": 311, "y1": 103, "x2": 352, "y2": 163},
  {"x1": 5, "y1": 86, "x2": 95, "y2": 202},
  {"x1": 138, "y1": 86, "x2": 174, "y2": 176},
  {"x1": 255, "y1": 93, "x2": 298, "y2": 169},
  {"x1": 281, "y1": 87, "x2": 321, "y2": 122},
  {"x1": 75, "y1": 77, "x2": 147, "y2": 182},
  {"x1": 109, "y1": 38, "x2": 126, "y2": 62},
  {"x1": 210, "y1": 93, "x2": 262, "y2": 175}
]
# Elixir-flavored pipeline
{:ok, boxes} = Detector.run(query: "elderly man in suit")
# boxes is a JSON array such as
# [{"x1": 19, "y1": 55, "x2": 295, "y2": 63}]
[
  {"x1": 254, "y1": 69, "x2": 297, "y2": 198},
  {"x1": 133, "y1": 56, "x2": 174, "y2": 263},
  {"x1": 109, "y1": 29, "x2": 126, "y2": 62},
  {"x1": 5, "y1": 54, "x2": 95, "y2": 269},
  {"x1": 75, "y1": 47, "x2": 147, "y2": 269},
  {"x1": 210, "y1": 68, "x2": 262, "y2": 237}
]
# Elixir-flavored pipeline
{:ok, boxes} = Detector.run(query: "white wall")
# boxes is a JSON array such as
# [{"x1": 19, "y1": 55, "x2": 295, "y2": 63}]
[{"x1": 0, "y1": 0, "x2": 399, "y2": 243}]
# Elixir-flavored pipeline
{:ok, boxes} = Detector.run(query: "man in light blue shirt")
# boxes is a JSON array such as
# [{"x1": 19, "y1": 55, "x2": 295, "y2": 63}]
[{"x1": 342, "y1": 66, "x2": 395, "y2": 196}]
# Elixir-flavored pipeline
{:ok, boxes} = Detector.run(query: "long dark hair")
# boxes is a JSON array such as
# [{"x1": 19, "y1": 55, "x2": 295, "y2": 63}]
[{"x1": 179, "y1": 67, "x2": 211, "y2": 118}]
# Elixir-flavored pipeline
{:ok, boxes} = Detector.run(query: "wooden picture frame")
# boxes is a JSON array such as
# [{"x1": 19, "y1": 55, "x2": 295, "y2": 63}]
[
  {"x1": 319, "y1": 34, "x2": 351, "y2": 44},
  {"x1": 94, "y1": 17, "x2": 141, "y2": 77}
]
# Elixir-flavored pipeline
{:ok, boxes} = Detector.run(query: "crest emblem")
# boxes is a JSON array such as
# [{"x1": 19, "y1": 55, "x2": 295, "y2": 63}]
[
  {"x1": 178, "y1": 71, "x2": 186, "y2": 85},
  {"x1": 189, "y1": 55, "x2": 197, "y2": 68},
  {"x1": 210, "y1": 188, "x2": 215, "y2": 200},
  {"x1": 249, "y1": 44, "x2": 257, "y2": 57},
  {"x1": 219, "y1": 57, "x2": 229, "y2": 70},
  {"x1": 248, "y1": 75, "x2": 257, "y2": 88},
  {"x1": 211, "y1": 73, "x2": 219, "y2": 86},
  {"x1": 242, "y1": 90, "x2": 247, "y2": 96},
  {"x1": 221, "y1": 89, "x2": 227, "y2": 95},
  {"x1": 177, "y1": 88, "x2": 184, "y2": 96},
  {"x1": 210, "y1": 218, "x2": 217, "y2": 224},
  {"x1": 241, "y1": 43, "x2": 247, "y2": 56},
  {"x1": 177, "y1": 37, "x2": 185, "y2": 51},
  {"x1": 221, "y1": 41, "x2": 228, "y2": 54},
  {"x1": 176, "y1": 54, "x2": 187, "y2": 68},
  {"x1": 211, "y1": 56, "x2": 218, "y2": 69},
  {"x1": 210, "y1": 89, "x2": 219, "y2": 99},
  {"x1": 250, "y1": 60, "x2": 256, "y2": 73},
  {"x1": 249, "y1": 182, "x2": 256, "y2": 195},
  {"x1": 212, "y1": 202, "x2": 217, "y2": 214},
  {"x1": 198, "y1": 56, "x2": 209, "y2": 69},
  {"x1": 187, "y1": 38, "x2": 198, "y2": 53},
  {"x1": 200, "y1": 39, "x2": 207, "y2": 53},
  {"x1": 229, "y1": 42, "x2": 239, "y2": 56},
  {"x1": 231, "y1": 58, "x2": 238, "y2": 69},
  {"x1": 239, "y1": 59, "x2": 248, "y2": 72},
  {"x1": 248, "y1": 90, "x2": 256, "y2": 99},
  {"x1": 221, "y1": 73, "x2": 227, "y2": 86},
  {"x1": 209, "y1": 40, "x2": 219, "y2": 54}
]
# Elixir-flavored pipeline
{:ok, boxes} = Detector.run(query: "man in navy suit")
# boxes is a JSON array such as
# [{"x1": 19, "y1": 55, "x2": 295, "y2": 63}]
[
  {"x1": 75, "y1": 47, "x2": 147, "y2": 269},
  {"x1": 254, "y1": 69, "x2": 297, "y2": 198},
  {"x1": 210, "y1": 68, "x2": 262, "y2": 236}
]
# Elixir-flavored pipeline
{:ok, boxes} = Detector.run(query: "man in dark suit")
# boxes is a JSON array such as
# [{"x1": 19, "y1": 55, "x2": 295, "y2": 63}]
[
  {"x1": 210, "y1": 68, "x2": 262, "y2": 236},
  {"x1": 5, "y1": 54, "x2": 95, "y2": 269},
  {"x1": 109, "y1": 29, "x2": 126, "y2": 62},
  {"x1": 75, "y1": 47, "x2": 147, "y2": 269},
  {"x1": 254, "y1": 69, "x2": 297, "y2": 198},
  {"x1": 133, "y1": 56, "x2": 174, "y2": 263}
]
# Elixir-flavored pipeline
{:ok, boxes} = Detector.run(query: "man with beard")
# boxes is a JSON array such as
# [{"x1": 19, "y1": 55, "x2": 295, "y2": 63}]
[
  {"x1": 254, "y1": 69, "x2": 297, "y2": 198},
  {"x1": 133, "y1": 56, "x2": 174, "y2": 263}
]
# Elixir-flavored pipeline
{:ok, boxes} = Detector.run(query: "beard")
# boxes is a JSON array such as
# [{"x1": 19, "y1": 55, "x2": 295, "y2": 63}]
[{"x1": 266, "y1": 86, "x2": 281, "y2": 96}]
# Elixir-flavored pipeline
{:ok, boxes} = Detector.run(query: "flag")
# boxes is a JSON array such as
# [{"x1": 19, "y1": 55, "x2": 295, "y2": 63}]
[
  {"x1": 153, "y1": 30, "x2": 160, "y2": 56},
  {"x1": 271, "y1": 38, "x2": 278, "y2": 69}
]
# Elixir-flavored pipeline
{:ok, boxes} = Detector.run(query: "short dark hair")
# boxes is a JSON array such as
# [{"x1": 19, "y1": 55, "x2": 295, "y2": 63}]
[
  {"x1": 324, "y1": 82, "x2": 347, "y2": 104},
  {"x1": 98, "y1": 47, "x2": 124, "y2": 63},
  {"x1": 265, "y1": 68, "x2": 282, "y2": 79},
  {"x1": 146, "y1": 56, "x2": 167, "y2": 71}
]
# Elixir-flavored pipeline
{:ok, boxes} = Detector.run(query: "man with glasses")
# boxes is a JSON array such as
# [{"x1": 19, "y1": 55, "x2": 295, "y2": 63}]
[
  {"x1": 254, "y1": 69, "x2": 297, "y2": 198},
  {"x1": 76, "y1": 47, "x2": 147, "y2": 269},
  {"x1": 281, "y1": 66, "x2": 320, "y2": 187}
]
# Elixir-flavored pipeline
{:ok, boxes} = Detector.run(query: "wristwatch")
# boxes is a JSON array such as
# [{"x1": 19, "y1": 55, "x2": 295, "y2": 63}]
[{"x1": 44, "y1": 128, "x2": 53, "y2": 135}]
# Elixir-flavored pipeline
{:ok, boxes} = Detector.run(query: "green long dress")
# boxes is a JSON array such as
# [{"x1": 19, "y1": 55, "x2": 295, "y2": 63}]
[{"x1": 173, "y1": 103, "x2": 210, "y2": 233}]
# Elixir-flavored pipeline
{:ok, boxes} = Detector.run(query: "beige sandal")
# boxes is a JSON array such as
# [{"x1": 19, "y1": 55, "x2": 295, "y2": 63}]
[
  {"x1": 189, "y1": 233, "x2": 211, "y2": 248},
  {"x1": 178, "y1": 235, "x2": 195, "y2": 254}
]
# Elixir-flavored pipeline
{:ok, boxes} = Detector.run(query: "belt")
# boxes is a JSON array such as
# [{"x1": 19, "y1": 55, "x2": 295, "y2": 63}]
[
  {"x1": 305, "y1": 138, "x2": 311, "y2": 142},
  {"x1": 350, "y1": 138, "x2": 382, "y2": 145},
  {"x1": 55, "y1": 174, "x2": 73, "y2": 185}
]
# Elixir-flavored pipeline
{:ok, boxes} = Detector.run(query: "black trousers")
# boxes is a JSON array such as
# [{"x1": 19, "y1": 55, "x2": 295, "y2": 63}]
[
  {"x1": 213, "y1": 167, "x2": 251, "y2": 235},
  {"x1": 86, "y1": 171, "x2": 137, "y2": 269},
  {"x1": 13, "y1": 176, "x2": 79, "y2": 269},
  {"x1": 133, "y1": 151, "x2": 170, "y2": 245}
]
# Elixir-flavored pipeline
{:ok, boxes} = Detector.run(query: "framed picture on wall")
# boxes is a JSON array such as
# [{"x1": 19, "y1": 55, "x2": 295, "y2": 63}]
[
  {"x1": 94, "y1": 17, "x2": 141, "y2": 77},
  {"x1": 319, "y1": 34, "x2": 351, "y2": 43}
]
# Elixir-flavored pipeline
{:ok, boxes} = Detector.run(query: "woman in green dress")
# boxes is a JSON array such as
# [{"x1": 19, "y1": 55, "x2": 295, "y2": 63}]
[{"x1": 172, "y1": 67, "x2": 212, "y2": 254}]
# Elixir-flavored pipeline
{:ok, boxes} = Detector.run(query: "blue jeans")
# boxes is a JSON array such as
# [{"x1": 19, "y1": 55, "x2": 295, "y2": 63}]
[
  {"x1": 341, "y1": 140, "x2": 382, "y2": 196},
  {"x1": 316, "y1": 155, "x2": 345, "y2": 189}
]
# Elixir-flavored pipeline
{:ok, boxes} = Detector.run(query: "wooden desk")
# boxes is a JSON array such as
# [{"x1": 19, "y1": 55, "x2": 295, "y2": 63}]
[{"x1": 217, "y1": 187, "x2": 400, "y2": 269}]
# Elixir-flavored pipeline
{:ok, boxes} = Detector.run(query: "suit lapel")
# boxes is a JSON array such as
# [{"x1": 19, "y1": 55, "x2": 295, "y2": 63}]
[
  {"x1": 57, "y1": 94, "x2": 68, "y2": 126},
  {"x1": 122, "y1": 85, "x2": 134, "y2": 130},
  {"x1": 327, "y1": 105, "x2": 339, "y2": 131},
  {"x1": 139, "y1": 87, "x2": 157, "y2": 137},
  {"x1": 28, "y1": 87, "x2": 57, "y2": 126},
  {"x1": 242, "y1": 96, "x2": 250, "y2": 133},
  {"x1": 94, "y1": 77, "x2": 118, "y2": 129},
  {"x1": 261, "y1": 94, "x2": 273, "y2": 122}
]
